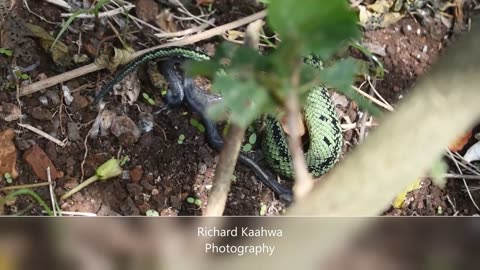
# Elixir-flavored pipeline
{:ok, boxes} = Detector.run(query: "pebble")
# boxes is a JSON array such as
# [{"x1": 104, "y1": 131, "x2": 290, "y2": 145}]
[
  {"x1": 129, "y1": 166, "x2": 143, "y2": 183},
  {"x1": 23, "y1": 145, "x2": 63, "y2": 181},
  {"x1": 29, "y1": 107, "x2": 52, "y2": 121},
  {"x1": 0, "y1": 103, "x2": 21, "y2": 122},
  {"x1": 67, "y1": 122, "x2": 82, "y2": 141},
  {"x1": 110, "y1": 115, "x2": 141, "y2": 146}
]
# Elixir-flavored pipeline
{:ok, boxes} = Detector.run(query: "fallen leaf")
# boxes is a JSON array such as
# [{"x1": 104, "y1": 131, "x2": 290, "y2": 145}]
[
  {"x1": 367, "y1": 0, "x2": 395, "y2": 13},
  {"x1": 24, "y1": 23, "x2": 72, "y2": 67},
  {"x1": 0, "y1": 129, "x2": 18, "y2": 179},
  {"x1": 448, "y1": 130, "x2": 472, "y2": 152},
  {"x1": 392, "y1": 179, "x2": 422, "y2": 209}
]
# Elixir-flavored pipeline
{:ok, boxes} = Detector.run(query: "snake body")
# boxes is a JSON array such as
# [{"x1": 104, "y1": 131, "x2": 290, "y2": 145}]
[{"x1": 95, "y1": 47, "x2": 343, "y2": 202}]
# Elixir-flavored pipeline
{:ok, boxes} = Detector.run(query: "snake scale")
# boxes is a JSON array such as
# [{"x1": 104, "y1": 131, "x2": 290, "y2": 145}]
[{"x1": 94, "y1": 47, "x2": 343, "y2": 203}]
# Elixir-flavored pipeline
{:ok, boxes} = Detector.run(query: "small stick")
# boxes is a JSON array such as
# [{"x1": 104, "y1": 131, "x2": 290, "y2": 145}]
[
  {"x1": 44, "y1": 0, "x2": 71, "y2": 10},
  {"x1": 19, "y1": 10, "x2": 267, "y2": 97},
  {"x1": 155, "y1": 19, "x2": 215, "y2": 38},
  {"x1": 47, "y1": 167, "x2": 57, "y2": 216},
  {"x1": 351, "y1": 85, "x2": 395, "y2": 112},
  {"x1": 60, "y1": 3, "x2": 135, "y2": 18},
  {"x1": 17, "y1": 123, "x2": 67, "y2": 147},
  {"x1": 0, "y1": 182, "x2": 50, "y2": 192}
]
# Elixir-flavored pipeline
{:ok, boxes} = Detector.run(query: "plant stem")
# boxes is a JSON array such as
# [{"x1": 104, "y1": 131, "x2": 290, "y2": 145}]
[
  {"x1": 0, "y1": 182, "x2": 50, "y2": 192},
  {"x1": 204, "y1": 124, "x2": 245, "y2": 216},
  {"x1": 60, "y1": 175, "x2": 99, "y2": 200},
  {"x1": 286, "y1": 58, "x2": 314, "y2": 200},
  {"x1": 1, "y1": 189, "x2": 53, "y2": 216}
]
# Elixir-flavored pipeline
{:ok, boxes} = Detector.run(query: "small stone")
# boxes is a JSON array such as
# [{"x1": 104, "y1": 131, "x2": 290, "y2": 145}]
[
  {"x1": 151, "y1": 189, "x2": 159, "y2": 196},
  {"x1": 170, "y1": 195, "x2": 181, "y2": 209},
  {"x1": 23, "y1": 145, "x2": 63, "y2": 181},
  {"x1": 64, "y1": 178, "x2": 80, "y2": 189},
  {"x1": 160, "y1": 207, "x2": 178, "y2": 216},
  {"x1": 110, "y1": 116, "x2": 141, "y2": 146},
  {"x1": 129, "y1": 166, "x2": 143, "y2": 183},
  {"x1": 126, "y1": 183, "x2": 144, "y2": 196},
  {"x1": 67, "y1": 122, "x2": 82, "y2": 142},
  {"x1": 140, "y1": 180, "x2": 155, "y2": 191},
  {"x1": 0, "y1": 103, "x2": 21, "y2": 122},
  {"x1": 29, "y1": 107, "x2": 52, "y2": 121},
  {"x1": 71, "y1": 93, "x2": 90, "y2": 111}
]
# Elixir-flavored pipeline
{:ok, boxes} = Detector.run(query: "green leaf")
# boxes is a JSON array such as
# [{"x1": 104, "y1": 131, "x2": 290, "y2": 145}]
[
  {"x1": 267, "y1": 0, "x2": 359, "y2": 58},
  {"x1": 52, "y1": 9, "x2": 86, "y2": 51},
  {"x1": 186, "y1": 197, "x2": 195, "y2": 204},
  {"x1": 96, "y1": 158, "x2": 122, "y2": 181},
  {"x1": 260, "y1": 204, "x2": 267, "y2": 216},
  {"x1": 430, "y1": 159, "x2": 448, "y2": 189},
  {"x1": 242, "y1": 143, "x2": 252, "y2": 152},
  {"x1": 194, "y1": 199, "x2": 202, "y2": 206},
  {"x1": 207, "y1": 76, "x2": 273, "y2": 128},
  {"x1": 321, "y1": 58, "x2": 382, "y2": 117},
  {"x1": 146, "y1": 209, "x2": 159, "y2": 216},
  {"x1": 0, "y1": 48, "x2": 12, "y2": 57},
  {"x1": 179, "y1": 134, "x2": 185, "y2": 141},
  {"x1": 248, "y1": 133, "x2": 257, "y2": 144}
]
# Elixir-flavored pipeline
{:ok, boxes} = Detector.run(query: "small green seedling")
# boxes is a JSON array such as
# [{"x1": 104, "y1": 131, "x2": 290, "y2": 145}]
[
  {"x1": 0, "y1": 48, "x2": 12, "y2": 57},
  {"x1": 242, "y1": 143, "x2": 252, "y2": 152},
  {"x1": 242, "y1": 130, "x2": 257, "y2": 153},
  {"x1": 4, "y1": 173, "x2": 12, "y2": 184},
  {"x1": 189, "y1": 118, "x2": 205, "y2": 133},
  {"x1": 119, "y1": 155, "x2": 130, "y2": 166},
  {"x1": 61, "y1": 157, "x2": 123, "y2": 200},
  {"x1": 20, "y1": 73, "x2": 29, "y2": 80},
  {"x1": 161, "y1": 89, "x2": 167, "y2": 97},
  {"x1": 194, "y1": 198, "x2": 202, "y2": 207},
  {"x1": 260, "y1": 203, "x2": 267, "y2": 216},
  {"x1": 146, "y1": 209, "x2": 159, "y2": 216},
  {"x1": 177, "y1": 134, "x2": 186, "y2": 144},
  {"x1": 142, "y1": 93, "x2": 155, "y2": 105},
  {"x1": 186, "y1": 197, "x2": 202, "y2": 207}
]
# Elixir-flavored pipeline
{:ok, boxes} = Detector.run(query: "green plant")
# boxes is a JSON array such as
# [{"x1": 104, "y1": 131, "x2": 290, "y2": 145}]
[
  {"x1": 4, "y1": 173, "x2": 12, "y2": 184},
  {"x1": 0, "y1": 47, "x2": 12, "y2": 57},
  {"x1": 146, "y1": 209, "x2": 159, "y2": 216},
  {"x1": 51, "y1": 0, "x2": 111, "y2": 50},
  {"x1": 188, "y1": 0, "x2": 378, "y2": 130},
  {"x1": 177, "y1": 134, "x2": 186, "y2": 144},
  {"x1": 189, "y1": 118, "x2": 206, "y2": 133},
  {"x1": 60, "y1": 157, "x2": 122, "y2": 200},
  {"x1": 142, "y1": 92, "x2": 156, "y2": 105},
  {"x1": 0, "y1": 189, "x2": 53, "y2": 216}
]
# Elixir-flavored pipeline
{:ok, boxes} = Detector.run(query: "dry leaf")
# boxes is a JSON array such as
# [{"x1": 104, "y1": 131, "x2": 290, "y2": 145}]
[
  {"x1": 0, "y1": 128, "x2": 18, "y2": 179},
  {"x1": 367, "y1": 0, "x2": 395, "y2": 13},
  {"x1": 448, "y1": 130, "x2": 472, "y2": 152},
  {"x1": 392, "y1": 179, "x2": 422, "y2": 209}
]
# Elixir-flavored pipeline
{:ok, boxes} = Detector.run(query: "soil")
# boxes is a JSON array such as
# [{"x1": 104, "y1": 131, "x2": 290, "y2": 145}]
[{"x1": 0, "y1": 0, "x2": 478, "y2": 216}]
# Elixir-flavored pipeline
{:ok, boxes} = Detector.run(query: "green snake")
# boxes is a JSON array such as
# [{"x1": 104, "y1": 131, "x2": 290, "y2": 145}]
[{"x1": 94, "y1": 47, "x2": 343, "y2": 203}]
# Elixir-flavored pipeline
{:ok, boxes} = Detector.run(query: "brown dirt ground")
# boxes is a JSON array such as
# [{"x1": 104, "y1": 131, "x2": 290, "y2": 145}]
[{"x1": 0, "y1": 0, "x2": 478, "y2": 216}]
